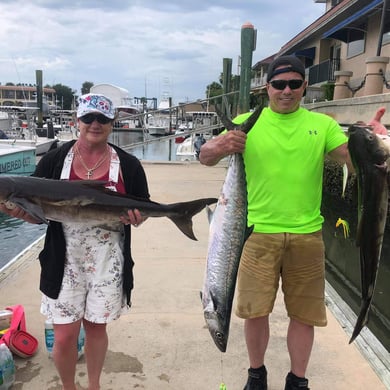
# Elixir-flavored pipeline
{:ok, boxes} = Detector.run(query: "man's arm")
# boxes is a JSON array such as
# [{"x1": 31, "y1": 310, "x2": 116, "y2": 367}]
[{"x1": 199, "y1": 130, "x2": 247, "y2": 166}]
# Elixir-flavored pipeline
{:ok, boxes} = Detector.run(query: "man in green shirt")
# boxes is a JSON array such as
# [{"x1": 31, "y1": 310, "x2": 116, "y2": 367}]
[{"x1": 199, "y1": 55, "x2": 387, "y2": 390}]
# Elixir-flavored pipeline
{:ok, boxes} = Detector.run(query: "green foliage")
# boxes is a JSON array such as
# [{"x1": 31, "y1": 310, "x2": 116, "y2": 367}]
[
  {"x1": 321, "y1": 82, "x2": 335, "y2": 101},
  {"x1": 206, "y1": 81, "x2": 223, "y2": 98},
  {"x1": 81, "y1": 81, "x2": 94, "y2": 95},
  {"x1": 52, "y1": 83, "x2": 77, "y2": 110}
]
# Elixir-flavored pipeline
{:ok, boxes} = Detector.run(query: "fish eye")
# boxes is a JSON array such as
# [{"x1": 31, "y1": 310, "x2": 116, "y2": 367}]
[{"x1": 216, "y1": 332, "x2": 224, "y2": 340}]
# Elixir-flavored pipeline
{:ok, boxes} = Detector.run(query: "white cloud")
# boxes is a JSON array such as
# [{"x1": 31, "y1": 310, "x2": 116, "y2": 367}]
[{"x1": 0, "y1": 0, "x2": 325, "y2": 103}]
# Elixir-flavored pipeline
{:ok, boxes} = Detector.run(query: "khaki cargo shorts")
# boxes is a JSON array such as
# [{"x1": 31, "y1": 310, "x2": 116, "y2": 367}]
[{"x1": 235, "y1": 231, "x2": 327, "y2": 327}]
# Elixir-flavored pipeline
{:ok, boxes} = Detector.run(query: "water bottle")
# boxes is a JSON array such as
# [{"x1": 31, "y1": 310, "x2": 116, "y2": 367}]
[
  {"x1": 0, "y1": 344, "x2": 15, "y2": 390},
  {"x1": 45, "y1": 320, "x2": 85, "y2": 359},
  {"x1": 77, "y1": 324, "x2": 85, "y2": 360},
  {"x1": 44, "y1": 320, "x2": 54, "y2": 358},
  {"x1": 0, "y1": 311, "x2": 12, "y2": 332}
]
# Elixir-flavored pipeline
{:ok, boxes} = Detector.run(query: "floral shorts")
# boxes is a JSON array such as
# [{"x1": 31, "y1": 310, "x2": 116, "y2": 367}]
[{"x1": 41, "y1": 223, "x2": 128, "y2": 324}]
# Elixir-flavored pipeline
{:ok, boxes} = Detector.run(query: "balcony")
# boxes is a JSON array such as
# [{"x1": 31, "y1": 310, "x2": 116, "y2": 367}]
[{"x1": 308, "y1": 58, "x2": 340, "y2": 85}]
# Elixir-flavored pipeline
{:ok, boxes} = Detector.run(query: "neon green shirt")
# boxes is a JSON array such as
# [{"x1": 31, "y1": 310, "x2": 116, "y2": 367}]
[{"x1": 236, "y1": 107, "x2": 347, "y2": 233}]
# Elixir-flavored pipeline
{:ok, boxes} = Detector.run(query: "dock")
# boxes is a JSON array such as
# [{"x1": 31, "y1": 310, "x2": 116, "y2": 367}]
[{"x1": 0, "y1": 161, "x2": 388, "y2": 389}]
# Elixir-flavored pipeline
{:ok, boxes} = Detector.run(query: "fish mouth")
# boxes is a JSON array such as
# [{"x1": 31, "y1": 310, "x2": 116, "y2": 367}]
[{"x1": 375, "y1": 162, "x2": 387, "y2": 169}]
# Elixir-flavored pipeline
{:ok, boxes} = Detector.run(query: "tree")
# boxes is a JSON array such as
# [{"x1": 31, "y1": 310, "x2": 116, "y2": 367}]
[
  {"x1": 81, "y1": 81, "x2": 94, "y2": 95},
  {"x1": 52, "y1": 84, "x2": 77, "y2": 110},
  {"x1": 206, "y1": 81, "x2": 223, "y2": 102}
]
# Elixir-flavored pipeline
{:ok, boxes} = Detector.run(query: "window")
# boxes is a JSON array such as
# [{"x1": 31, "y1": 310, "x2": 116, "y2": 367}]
[
  {"x1": 383, "y1": 32, "x2": 390, "y2": 45},
  {"x1": 383, "y1": 21, "x2": 390, "y2": 45},
  {"x1": 347, "y1": 24, "x2": 366, "y2": 58},
  {"x1": 3, "y1": 90, "x2": 15, "y2": 99}
]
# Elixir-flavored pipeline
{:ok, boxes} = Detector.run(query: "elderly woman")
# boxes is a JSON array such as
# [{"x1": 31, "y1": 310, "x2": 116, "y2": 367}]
[{"x1": 0, "y1": 93, "x2": 149, "y2": 390}]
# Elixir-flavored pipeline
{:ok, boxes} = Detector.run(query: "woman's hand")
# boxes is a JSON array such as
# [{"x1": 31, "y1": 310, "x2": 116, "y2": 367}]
[
  {"x1": 0, "y1": 202, "x2": 41, "y2": 224},
  {"x1": 120, "y1": 209, "x2": 146, "y2": 227}
]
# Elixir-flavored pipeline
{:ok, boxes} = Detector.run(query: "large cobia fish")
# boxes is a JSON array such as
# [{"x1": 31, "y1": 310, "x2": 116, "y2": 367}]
[
  {"x1": 201, "y1": 105, "x2": 261, "y2": 352},
  {"x1": 347, "y1": 124, "x2": 390, "y2": 343},
  {"x1": 0, "y1": 176, "x2": 217, "y2": 240}
]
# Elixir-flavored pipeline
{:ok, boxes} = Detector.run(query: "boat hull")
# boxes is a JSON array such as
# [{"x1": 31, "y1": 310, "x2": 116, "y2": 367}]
[{"x1": 0, "y1": 145, "x2": 36, "y2": 175}]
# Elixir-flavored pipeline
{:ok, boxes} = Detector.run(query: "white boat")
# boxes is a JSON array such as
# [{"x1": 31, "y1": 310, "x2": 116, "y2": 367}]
[
  {"x1": 0, "y1": 137, "x2": 57, "y2": 156},
  {"x1": 148, "y1": 125, "x2": 168, "y2": 136},
  {"x1": 0, "y1": 108, "x2": 58, "y2": 155},
  {"x1": 0, "y1": 143, "x2": 36, "y2": 175},
  {"x1": 176, "y1": 134, "x2": 207, "y2": 161},
  {"x1": 145, "y1": 114, "x2": 169, "y2": 136}
]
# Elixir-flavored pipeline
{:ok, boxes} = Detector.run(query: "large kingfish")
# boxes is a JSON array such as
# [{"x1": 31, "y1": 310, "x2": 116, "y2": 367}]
[
  {"x1": 347, "y1": 124, "x2": 390, "y2": 343},
  {"x1": 0, "y1": 176, "x2": 217, "y2": 240},
  {"x1": 201, "y1": 105, "x2": 262, "y2": 352}
]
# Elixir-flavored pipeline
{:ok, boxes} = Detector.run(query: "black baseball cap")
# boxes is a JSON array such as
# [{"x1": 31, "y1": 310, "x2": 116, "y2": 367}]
[{"x1": 267, "y1": 55, "x2": 306, "y2": 82}]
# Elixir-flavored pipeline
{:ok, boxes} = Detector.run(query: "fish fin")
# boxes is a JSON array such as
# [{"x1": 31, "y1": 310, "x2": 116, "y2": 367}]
[
  {"x1": 9, "y1": 197, "x2": 48, "y2": 224},
  {"x1": 342, "y1": 163, "x2": 348, "y2": 198},
  {"x1": 206, "y1": 205, "x2": 214, "y2": 224},
  {"x1": 214, "y1": 104, "x2": 236, "y2": 130},
  {"x1": 169, "y1": 197, "x2": 217, "y2": 240},
  {"x1": 209, "y1": 290, "x2": 218, "y2": 311},
  {"x1": 349, "y1": 299, "x2": 371, "y2": 343},
  {"x1": 215, "y1": 104, "x2": 262, "y2": 134},
  {"x1": 239, "y1": 105, "x2": 263, "y2": 134},
  {"x1": 244, "y1": 225, "x2": 254, "y2": 241}
]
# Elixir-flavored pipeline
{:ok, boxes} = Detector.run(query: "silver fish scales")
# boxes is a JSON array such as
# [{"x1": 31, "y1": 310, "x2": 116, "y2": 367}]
[{"x1": 201, "y1": 106, "x2": 261, "y2": 352}]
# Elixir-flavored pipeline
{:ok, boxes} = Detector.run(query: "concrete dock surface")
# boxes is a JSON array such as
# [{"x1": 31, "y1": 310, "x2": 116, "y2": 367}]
[{"x1": 0, "y1": 161, "x2": 387, "y2": 389}]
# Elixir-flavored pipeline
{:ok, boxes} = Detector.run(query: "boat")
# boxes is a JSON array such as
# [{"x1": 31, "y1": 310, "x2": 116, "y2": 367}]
[
  {"x1": 0, "y1": 108, "x2": 58, "y2": 155},
  {"x1": 0, "y1": 143, "x2": 36, "y2": 175},
  {"x1": 176, "y1": 134, "x2": 207, "y2": 161},
  {"x1": 174, "y1": 123, "x2": 192, "y2": 143},
  {"x1": 145, "y1": 113, "x2": 169, "y2": 136}
]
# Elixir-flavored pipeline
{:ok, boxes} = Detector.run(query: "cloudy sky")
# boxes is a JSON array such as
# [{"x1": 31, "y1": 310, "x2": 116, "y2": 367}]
[{"x1": 0, "y1": 1, "x2": 325, "y2": 104}]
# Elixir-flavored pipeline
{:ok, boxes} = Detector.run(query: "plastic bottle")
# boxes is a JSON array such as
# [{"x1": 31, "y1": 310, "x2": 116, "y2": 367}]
[
  {"x1": 77, "y1": 324, "x2": 85, "y2": 360},
  {"x1": 0, "y1": 311, "x2": 12, "y2": 332},
  {"x1": 0, "y1": 343, "x2": 15, "y2": 390},
  {"x1": 45, "y1": 320, "x2": 85, "y2": 359},
  {"x1": 44, "y1": 320, "x2": 54, "y2": 358}
]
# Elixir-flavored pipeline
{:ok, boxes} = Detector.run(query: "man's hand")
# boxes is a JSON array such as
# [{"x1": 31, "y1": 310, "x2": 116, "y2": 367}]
[{"x1": 368, "y1": 107, "x2": 388, "y2": 135}]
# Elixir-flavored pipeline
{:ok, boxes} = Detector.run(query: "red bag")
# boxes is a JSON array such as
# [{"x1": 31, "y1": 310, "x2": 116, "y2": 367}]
[{"x1": 0, "y1": 305, "x2": 38, "y2": 358}]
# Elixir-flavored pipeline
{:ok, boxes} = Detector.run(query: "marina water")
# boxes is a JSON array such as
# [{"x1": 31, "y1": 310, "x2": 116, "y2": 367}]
[{"x1": 0, "y1": 131, "x2": 189, "y2": 269}]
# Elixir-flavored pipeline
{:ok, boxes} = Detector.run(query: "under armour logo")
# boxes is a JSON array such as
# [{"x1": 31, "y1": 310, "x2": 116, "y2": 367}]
[{"x1": 308, "y1": 130, "x2": 318, "y2": 135}]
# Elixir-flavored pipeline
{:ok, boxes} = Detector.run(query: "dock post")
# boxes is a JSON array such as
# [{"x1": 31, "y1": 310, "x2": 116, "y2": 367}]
[
  {"x1": 239, "y1": 22, "x2": 256, "y2": 114},
  {"x1": 222, "y1": 58, "x2": 232, "y2": 116},
  {"x1": 35, "y1": 70, "x2": 43, "y2": 128}
]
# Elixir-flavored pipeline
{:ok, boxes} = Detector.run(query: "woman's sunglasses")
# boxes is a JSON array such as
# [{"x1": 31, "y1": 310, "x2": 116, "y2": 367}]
[
  {"x1": 79, "y1": 113, "x2": 112, "y2": 124},
  {"x1": 269, "y1": 79, "x2": 304, "y2": 90}
]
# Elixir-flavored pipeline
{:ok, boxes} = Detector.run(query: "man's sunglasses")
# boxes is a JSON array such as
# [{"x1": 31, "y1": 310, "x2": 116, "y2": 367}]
[
  {"x1": 269, "y1": 79, "x2": 304, "y2": 90},
  {"x1": 79, "y1": 113, "x2": 112, "y2": 124}
]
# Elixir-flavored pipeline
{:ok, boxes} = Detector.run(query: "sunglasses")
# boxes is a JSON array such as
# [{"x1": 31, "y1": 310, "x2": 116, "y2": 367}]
[
  {"x1": 269, "y1": 79, "x2": 304, "y2": 90},
  {"x1": 79, "y1": 113, "x2": 112, "y2": 124}
]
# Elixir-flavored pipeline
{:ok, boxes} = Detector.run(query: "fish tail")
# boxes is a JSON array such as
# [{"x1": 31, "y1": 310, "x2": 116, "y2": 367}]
[
  {"x1": 169, "y1": 198, "x2": 217, "y2": 240},
  {"x1": 349, "y1": 299, "x2": 371, "y2": 343}
]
